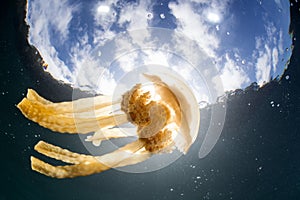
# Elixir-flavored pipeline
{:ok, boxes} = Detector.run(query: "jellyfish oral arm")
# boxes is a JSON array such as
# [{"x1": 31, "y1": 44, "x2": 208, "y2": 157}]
[
  {"x1": 17, "y1": 90, "x2": 127, "y2": 134},
  {"x1": 31, "y1": 140, "x2": 150, "y2": 178},
  {"x1": 85, "y1": 127, "x2": 137, "y2": 146}
]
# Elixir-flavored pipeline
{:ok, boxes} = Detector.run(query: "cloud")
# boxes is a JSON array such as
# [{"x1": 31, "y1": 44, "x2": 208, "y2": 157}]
[
  {"x1": 168, "y1": 1, "x2": 220, "y2": 58},
  {"x1": 27, "y1": 0, "x2": 78, "y2": 83},
  {"x1": 219, "y1": 53, "x2": 250, "y2": 91},
  {"x1": 253, "y1": 22, "x2": 284, "y2": 85},
  {"x1": 118, "y1": 0, "x2": 151, "y2": 30},
  {"x1": 117, "y1": 51, "x2": 139, "y2": 72},
  {"x1": 26, "y1": 0, "x2": 291, "y2": 100},
  {"x1": 116, "y1": 0, "x2": 153, "y2": 48},
  {"x1": 272, "y1": 47, "x2": 279, "y2": 72},
  {"x1": 92, "y1": 1, "x2": 118, "y2": 45},
  {"x1": 255, "y1": 43, "x2": 272, "y2": 85},
  {"x1": 278, "y1": 30, "x2": 284, "y2": 54},
  {"x1": 28, "y1": 0, "x2": 77, "y2": 42},
  {"x1": 93, "y1": 1, "x2": 117, "y2": 28}
]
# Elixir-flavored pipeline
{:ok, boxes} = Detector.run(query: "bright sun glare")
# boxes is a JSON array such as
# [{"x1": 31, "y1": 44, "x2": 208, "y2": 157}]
[
  {"x1": 206, "y1": 12, "x2": 221, "y2": 23},
  {"x1": 97, "y1": 5, "x2": 110, "y2": 14}
]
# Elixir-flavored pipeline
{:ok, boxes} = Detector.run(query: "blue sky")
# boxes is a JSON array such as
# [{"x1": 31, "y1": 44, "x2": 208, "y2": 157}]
[{"x1": 26, "y1": 0, "x2": 292, "y2": 102}]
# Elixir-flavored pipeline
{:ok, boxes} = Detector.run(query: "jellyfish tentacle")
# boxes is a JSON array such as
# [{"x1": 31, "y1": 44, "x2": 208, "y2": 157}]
[
  {"x1": 95, "y1": 139, "x2": 148, "y2": 167},
  {"x1": 30, "y1": 156, "x2": 109, "y2": 179},
  {"x1": 31, "y1": 139, "x2": 150, "y2": 178},
  {"x1": 26, "y1": 89, "x2": 52, "y2": 105},
  {"x1": 86, "y1": 127, "x2": 137, "y2": 146},
  {"x1": 34, "y1": 141, "x2": 95, "y2": 164},
  {"x1": 25, "y1": 88, "x2": 119, "y2": 114},
  {"x1": 17, "y1": 97, "x2": 128, "y2": 134}
]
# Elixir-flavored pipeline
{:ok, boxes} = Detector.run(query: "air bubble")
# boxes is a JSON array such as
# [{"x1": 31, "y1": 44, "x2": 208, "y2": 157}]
[{"x1": 147, "y1": 12, "x2": 153, "y2": 19}]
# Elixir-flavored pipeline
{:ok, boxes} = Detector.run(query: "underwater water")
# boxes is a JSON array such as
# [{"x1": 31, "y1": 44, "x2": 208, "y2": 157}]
[{"x1": 0, "y1": 0, "x2": 300, "y2": 199}]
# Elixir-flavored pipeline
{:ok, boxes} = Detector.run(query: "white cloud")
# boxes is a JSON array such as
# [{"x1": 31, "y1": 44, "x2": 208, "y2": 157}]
[
  {"x1": 255, "y1": 43, "x2": 272, "y2": 85},
  {"x1": 254, "y1": 22, "x2": 284, "y2": 85},
  {"x1": 117, "y1": 51, "x2": 139, "y2": 72},
  {"x1": 26, "y1": 0, "x2": 290, "y2": 99},
  {"x1": 278, "y1": 30, "x2": 284, "y2": 54},
  {"x1": 93, "y1": 1, "x2": 117, "y2": 30},
  {"x1": 143, "y1": 50, "x2": 169, "y2": 66},
  {"x1": 28, "y1": 0, "x2": 77, "y2": 42},
  {"x1": 272, "y1": 47, "x2": 279, "y2": 72},
  {"x1": 219, "y1": 54, "x2": 250, "y2": 91},
  {"x1": 93, "y1": 29, "x2": 116, "y2": 46},
  {"x1": 118, "y1": 1, "x2": 150, "y2": 30},
  {"x1": 168, "y1": 1, "x2": 220, "y2": 58},
  {"x1": 117, "y1": 1, "x2": 153, "y2": 48},
  {"x1": 27, "y1": 0, "x2": 78, "y2": 83}
]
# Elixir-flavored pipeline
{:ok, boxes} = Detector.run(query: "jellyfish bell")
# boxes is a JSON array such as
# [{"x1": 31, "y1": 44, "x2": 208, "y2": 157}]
[{"x1": 121, "y1": 72, "x2": 200, "y2": 154}]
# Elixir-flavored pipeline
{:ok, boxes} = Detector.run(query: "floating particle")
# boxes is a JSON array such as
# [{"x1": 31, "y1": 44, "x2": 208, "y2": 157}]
[
  {"x1": 170, "y1": 188, "x2": 174, "y2": 192},
  {"x1": 285, "y1": 75, "x2": 290, "y2": 80},
  {"x1": 160, "y1": 13, "x2": 165, "y2": 19},
  {"x1": 147, "y1": 12, "x2": 153, "y2": 19},
  {"x1": 199, "y1": 101, "x2": 208, "y2": 109},
  {"x1": 257, "y1": 166, "x2": 263, "y2": 172},
  {"x1": 189, "y1": 164, "x2": 196, "y2": 169}
]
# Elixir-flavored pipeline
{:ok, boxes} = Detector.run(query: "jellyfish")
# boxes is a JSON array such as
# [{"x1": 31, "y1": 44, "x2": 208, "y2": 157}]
[{"x1": 17, "y1": 74, "x2": 200, "y2": 178}]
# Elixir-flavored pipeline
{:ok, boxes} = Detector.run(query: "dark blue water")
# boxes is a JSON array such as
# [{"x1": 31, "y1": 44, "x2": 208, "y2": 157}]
[{"x1": 0, "y1": 0, "x2": 299, "y2": 199}]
